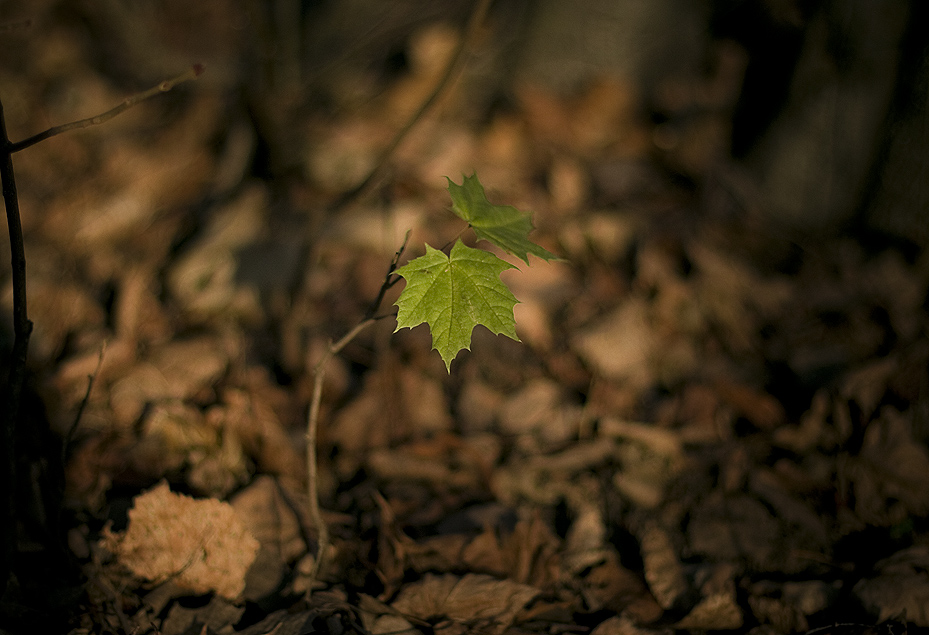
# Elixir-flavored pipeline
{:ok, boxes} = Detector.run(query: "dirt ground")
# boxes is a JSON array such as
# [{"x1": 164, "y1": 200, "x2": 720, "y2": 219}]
[{"x1": 1, "y1": 3, "x2": 928, "y2": 634}]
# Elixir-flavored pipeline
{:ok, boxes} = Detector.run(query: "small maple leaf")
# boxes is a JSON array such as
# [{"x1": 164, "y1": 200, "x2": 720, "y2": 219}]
[
  {"x1": 447, "y1": 174, "x2": 559, "y2": 265},
  {"x1": 394, "y1": 239, "x2": 519, "y2": 371}
]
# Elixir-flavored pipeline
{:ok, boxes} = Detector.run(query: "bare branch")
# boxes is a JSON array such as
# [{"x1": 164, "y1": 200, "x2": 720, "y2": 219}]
[{"x1": 10, "y1": 64, "x2": 205, "y2": 153}]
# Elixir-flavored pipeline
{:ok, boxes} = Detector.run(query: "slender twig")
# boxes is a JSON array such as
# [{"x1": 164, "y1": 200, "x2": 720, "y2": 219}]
[
  {"x1": 363, "y1": 230, "x2": 411, "y2": 320},
  {"x1": 328, "y1": 0, "x2": 493, "y2": 212},
  {"x1": 305, "y1": 237, "x2": 409, "y2": 588},
  {"x1": 305, "y1": 317, "x2": 376, "y2": 584},
  {"x1": 63, "y1": 341, "x2": 107, "y2": 464},
  {"x1": 9, "y1": 64, "x2": 204, "y2": 153},
  {"x1": 440, "y1": 223, "x2": 471, "y2": 253}
]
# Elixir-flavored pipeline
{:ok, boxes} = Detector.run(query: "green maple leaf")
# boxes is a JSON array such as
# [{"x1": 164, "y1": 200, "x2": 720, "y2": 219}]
[
  {"x1": 447, "y1": 173, "x2": 559, "y2": 265},
  {"x1": 394, "y1": 239, "x2": 520, "y2": 371}
]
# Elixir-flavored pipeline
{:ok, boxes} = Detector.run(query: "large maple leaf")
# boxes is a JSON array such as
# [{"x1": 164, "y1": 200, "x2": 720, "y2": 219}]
[
  {"x1": 446, "y1": 174, "x2": 559, "y2": 265},
  {"x1": 393, "y1": 239, "x2": 519, "y2": 371}
]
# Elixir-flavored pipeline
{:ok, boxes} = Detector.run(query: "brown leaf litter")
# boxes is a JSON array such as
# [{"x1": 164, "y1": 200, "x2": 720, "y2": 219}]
[{"x1": 3, "y1": 6, "x2": 929, "y2": 635}]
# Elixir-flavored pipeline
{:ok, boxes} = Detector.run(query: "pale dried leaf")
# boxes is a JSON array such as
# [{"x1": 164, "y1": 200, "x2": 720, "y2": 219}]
[
  {"x1": 499, "y1": 379, "x2": 566, "y2": 436},
  {"x1": 102, "y1": 481, "x2": 259, "y2": 599}
]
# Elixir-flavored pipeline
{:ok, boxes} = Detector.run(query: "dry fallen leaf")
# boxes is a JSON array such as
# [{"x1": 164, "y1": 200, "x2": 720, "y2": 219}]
[
  {"x1": 102, "y1": 481, "x2": 259, "y2": 599},
  {"x1": 638, "y1": 523, "x2": 687, "y2": 610},
  {"x1": 854, "y1": 546, "x2": 929, "y2": 625},
  {"x1": 572, "y1": 298, "x2": 656, "y2": 386},
  {"x1": 674, "y1": 592, "x2": 743, "y2": 630},
  {"x1": 390, "y1": 573, "x2": 539, "y2": 635},
  {"x1": 841, "y1": 406, "x2": 929, "y2": 526},
  {"x1": 231, "y1": 475, "x2": 307, "y2": 600}
]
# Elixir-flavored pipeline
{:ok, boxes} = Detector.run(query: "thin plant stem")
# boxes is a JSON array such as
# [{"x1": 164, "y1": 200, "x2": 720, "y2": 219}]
[
  {"x1": 63, "y1": 340, "x2": 107, "y2": 464},
  {"x1": 328, "y1": 0, "x2": 493, "y2": 211},
  {"x1": 305, "y1": 236, "x2": 409, "y2": 589},
  {"x1": 305, "y1": 317, "x2": 376, "y2": 585},
  {"x1": 364, "y1": 230, "x2": 410, "y2": 320}
]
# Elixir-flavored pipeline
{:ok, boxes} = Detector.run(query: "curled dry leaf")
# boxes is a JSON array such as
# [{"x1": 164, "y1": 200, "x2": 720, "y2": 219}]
[{"x1": 101, "y1": 481, "x2": 259, "y2": 599}]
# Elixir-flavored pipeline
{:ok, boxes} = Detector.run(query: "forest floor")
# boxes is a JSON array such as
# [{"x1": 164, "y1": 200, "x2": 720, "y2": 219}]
[{"x1": 2, "y1": 6, "x2": 929, "y2": 635}]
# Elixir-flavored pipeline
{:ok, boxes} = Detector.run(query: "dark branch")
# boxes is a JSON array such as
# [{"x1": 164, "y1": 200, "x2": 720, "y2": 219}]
[
  {"x1": 9, "y1": 65, "x2": 204, "y2": 153},
  {"x1": 0, "y1": 94, "x2": 33, "y2": 600},
  {"x1": 364, "y1": 230, "x2": 411, "y2": 320}
]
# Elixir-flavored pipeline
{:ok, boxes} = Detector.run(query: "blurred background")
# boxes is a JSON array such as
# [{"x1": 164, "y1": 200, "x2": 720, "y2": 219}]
[
  {"x1": 2, "y1": 2, "x2": 929, "y2": 633},
  {"x1": 2, "y1": 0, "x2": 926, "y2": 240}
]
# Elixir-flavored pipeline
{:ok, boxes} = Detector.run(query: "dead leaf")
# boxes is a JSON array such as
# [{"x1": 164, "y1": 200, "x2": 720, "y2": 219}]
[
  {"x1": 687, "y1": 492, "x2": 779, "y2": 569},
  {"x1": 231, "y1": 475, "x2": 307, "y2": 599},
  {"x1": 590, "y1": 614, "x2": 668, "y2": 635},
  {"x1": 713, "y1": 380, "x2": 785, "y2": 430},
  {"x1": 674, "y1": 592, "x2": 743, "y2": 630},
  {"x1": 841, "y1": 406, "x2": 929, "y2": 526},
  {"x1": 160, "y1": 595, "x2": 245, "y2": 635},
  {"x1": 639, "y1": 523, "x2": 687, "y2": 610},
  {"x1": 499, "y1": 378, "x2": 578, "y2": 444},
  {"x1": 391, "y1": 573, "x2": 539, "y2": 635},
  {"x1": 208, "y1": 376, "x2": 306, "y2": 488},
  {"x1": 101, "y1": 481, "x2": 259, "y2": 599},
  {"x1": 109, "y1": 336, "x2": 230, "y2": 425},
  {"x1": 572, "y1": 298, "x2": 656, "y2": 385},
  {"x1": 166, "y1": 185, "x2": 268, "y2": 324},
  {"x1": 581, "y1": 551, "x2": 652, "y2": 614},
  {"x1": 331, "y1": 359, "x2": 453, "y2": 476},
  {"x1": 854, "y1": 546, "x2": 929, "y2": 626}
]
